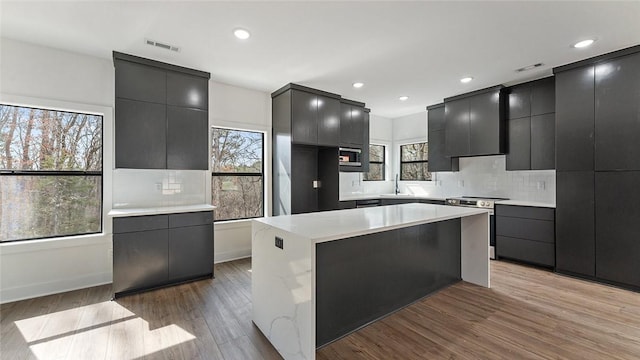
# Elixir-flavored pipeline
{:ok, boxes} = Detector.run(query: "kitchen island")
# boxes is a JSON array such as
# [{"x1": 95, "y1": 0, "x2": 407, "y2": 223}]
[{"x1": 251, "y1": 203, "x2": 490, "y2": 360}]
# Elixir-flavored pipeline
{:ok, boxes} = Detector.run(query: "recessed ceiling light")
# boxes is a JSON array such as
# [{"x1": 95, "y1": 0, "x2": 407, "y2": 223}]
[
  {"x1": 352, "y1": 82, "x2": 364, "y2": 88},
  {"x1": 573, "y1": 39, "x2": 594, "y2": 48},
  {"x1": 460, "y1": 77, "x2": 473, "y2": 83},
  {"x1": 233, "y1": 28, "x2": 251, "y2": 40},
  {"x1": 399, "y1": 96, "x2": 409, "y2": 101}
]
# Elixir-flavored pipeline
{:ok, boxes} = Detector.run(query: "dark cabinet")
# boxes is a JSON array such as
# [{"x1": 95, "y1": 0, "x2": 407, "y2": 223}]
[
  {"x1": 339, "y1": 201, "x2": 356, "y2": 209},
  {"x1": 291, "y1": 145, "x2": 319, "y2": 214},
  {"x1": 290, "y1": 89, "x2": 341, "y2": 147},
  {"x1": 595, "y1": 171, "x2": 640, "y2": 288},
  {"x1": 594, "y1": 52, "x2": 640, "y2": 171},
  {"x1": 113, "y1": 52, "x2": 210, "y2": 170},
  {"x1": 340, "y1": 101, "x2": 365, "y2": 147},
  {"x1": 427, "y1": 104, "x2": 459, "y2": 172},
  {"x1": 166, "y1": 106, "x2": 208, "y2": 169},
  {"x1": 113, "y1": 211, "x2": 214, "y2": 297},
  {"x1": 555, "y1": 171, "x2": 595, "y2": 277},
  {"x1": 444, "y1": 86, "x2": 504, "y2": 157},
  {"x1": 318, "y1": 95, "x2": 341, "y2": 147},
  {"x1": 495, "y1": 204, "x2": 555, "y2": 267},
  {"x1": 505, "y1": 77, "x2": 555, "y2": 171}
]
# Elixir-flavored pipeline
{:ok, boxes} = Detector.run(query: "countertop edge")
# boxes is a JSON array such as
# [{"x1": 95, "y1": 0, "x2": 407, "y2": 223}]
[
  {"x1": 495, "y1": 200, "x2": 556, "y2": 208},
  {"x1": 108, "y1": 204, "x2": 216, "y2": 217}
]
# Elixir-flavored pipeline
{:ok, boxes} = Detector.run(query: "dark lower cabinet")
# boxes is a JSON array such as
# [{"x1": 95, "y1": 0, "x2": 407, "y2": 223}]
[
  {"x1": 444, "y1": 98, "x2": 470, "y2": 156},
  {"x1": 113, "y1": 211, "x2": 214, "y2": 297},
  {"x1": 555, "y1": 171, "x2": 595, "y2": 277},
  {"x1": 595, "y1": 171, "x2": 640, "y2": 288},
  {"x1": 427, "y1": 104, "x2": 459, "y2": 172}
]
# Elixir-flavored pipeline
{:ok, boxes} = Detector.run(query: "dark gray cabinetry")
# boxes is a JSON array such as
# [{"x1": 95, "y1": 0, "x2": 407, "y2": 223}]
[
  {"x1": 595, "y1": 171, "x2": 640, "y2": 288},
  {"x1": 113, "y1": 211, "x2": 214, "y2": 297},
  {"x1": 427, "y1": 104, "x2": 459, "y2": 172},
  {"x1": 291, "y1": 90, "x2": 317, "y2": 145},
  {"x1": 444, "y1": 86, "x2": 504, "y2": 157},
  {"x1": 282, "y1": 85, "x2": 341, "y2": 146},
  {"x1": 495, "y1": 205, "x2": 555, "y2": 267},
  {"x1": 115, "y1": 98, "x2": 167, "y2": 169},
  {"x1": 340, "y1": 100, "x2": 365, "y2": 147},
  {"x1": 339, "y1": 201, "x2": 356, "y2": 209},
  {"x1": 291, "y1": 145, "x2": 319, "y2": 214},
  {"x1": 113, "y1": 52, "x2": 210, "y2": 170},
  {"x1": 594, "y1": 52, "x2": 640, "y2": 171},
  {"x1": 380, "y1": 198, "x2": 445, "y2": 206},
  {"x1": 506, "y1": 77, "x2": 555, "y2": 170}
]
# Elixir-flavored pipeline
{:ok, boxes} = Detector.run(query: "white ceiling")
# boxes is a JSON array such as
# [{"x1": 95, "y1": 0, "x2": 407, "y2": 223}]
[{"x1": 1, "y1": 1, "x2": 639, "y2": 118}]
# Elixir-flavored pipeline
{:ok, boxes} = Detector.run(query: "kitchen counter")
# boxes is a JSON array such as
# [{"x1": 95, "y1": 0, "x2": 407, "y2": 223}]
[
  {"x1": 496, "y1": 200, "x2": 556, "y2": 208},
  {"x1": 339, "y1": 193, "x2": 449, "y2": 202},
  {"x1": 107, "y1": 204, "x2": 216, "y2": 217},
  {"x1": 252, "y1": 204, "x2": 489, "y2": 360}
]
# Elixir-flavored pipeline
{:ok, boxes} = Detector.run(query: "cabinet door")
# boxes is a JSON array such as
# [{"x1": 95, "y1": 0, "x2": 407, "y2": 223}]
[
  {"x1": 508, "y1": 85, "x2": 531, "y2": 119},
  {"x1": 428, "y1": 105, "x2": 446, "y2": 131},
  {"x1": 317, "y1": 95, "x2": 340, "y2": 146},
  {"x1": 444, "y1": 98, "x2": 470, "y2": 156},
  {"x1": 556, "y1": 171, "x2": 595, "y2": 276},
  {"x1": 595, "y1": 52, "x2": 640, "y2": 171},
  {"x1": 595, "y1": 171, "x2": 640, "y2": 288},
  {"x1": 555, "y1": 66, "x2": 595, "y2": 171},
  {"x1": 166, "y1": 71, "x2": 208, "y2": 110},
  {"x1": 115, "y1": 98, "x2": 167, "y2": 169},
  {"x1": 291, "y1": 145, "x2": 318, "y2": 214},
  {"x1": 291, "y1": 90, "x2": 318, "y2": 145},
  {"x1": 113, "y1": 229, "x2": 169, "y2": 294},
  {"x1": 531, "y1": 77, "x2": 555, "y2": 116},
  {"x1": 340, "y1": 104, "x2": 364, "y2": 146},
  {"x1": 115, "y1": 60, "x2": 166, "y2": 103},
  {"x1": 169, "y1": 224, "x2": 214, "y2": 280},
  {"x1": 531, "y1": 113, "x2": 555, "y2": 170},
  {"x1": 361, "y1": 111, "x2": 370, "y2": 172},
  {"x1": 167, "y1": 106, "x2": 208, "y2": 170},
  {"x1": 469, "y1": 90, "x2": 502, "y2": 155},
  {"x1": 505, "y1": 117, "x2": 531, "y2": 170}
]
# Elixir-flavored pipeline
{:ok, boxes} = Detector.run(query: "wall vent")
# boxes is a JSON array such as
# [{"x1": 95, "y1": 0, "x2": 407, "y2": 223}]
[
  {"x1": 515, "y1": 63, "x2": 544, "y2": 72},
  {"x1": 145, "y1": 38, "x2": 180, "y2": 52}
]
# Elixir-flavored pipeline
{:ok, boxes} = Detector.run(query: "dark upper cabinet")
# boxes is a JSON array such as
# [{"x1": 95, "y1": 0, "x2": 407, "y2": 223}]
[
  {"x1": 505, "y1": 117, "x2": 531, "y2": 170},
  {"x1": 317, "y1": 95, "x2": 341, "y2": 147},
  {"x1": 531, "y1": 77, "x2": 555, "y2": 115},
  {"x1": 115, "y1": 98, "x2": 167, "y2": 169},
  {"x1": 167, "y1": 106, "x2": 208, "y2": 170},
  {"x1": 555, "y1": 66, "x2": 595, "y2": 171},
  {"x1": 530, "y1": 113, "x2": 555, "y2": 170},
  {"x1": 427, "y1": 104, "x2": 459, "y2": 172},
  {"x1": 291, "y1": 90, "x2": 318, "y2": 145},
  {"x1": 361, "y1": 109, "x2": 370, "y2": 172},
  {"x1": 444, "y1": 86, "x2": 504, "y2": 157},
  {"x1": 507, "y1": 86, "x2": 531, "y2": 119},
  {"x1": 115, "y1": 60, "x2": 166, "y2": 104},
  {"x1": 166, "y1": 71, "x2": 209, "y2": 110},
  {"x1": 340, "y1": 101, "x2": 365, "y2": 147},
  {"x1": 444, "y1": 98, "x2": 470, "y2": 156},
  {"x1": 594, "y1": 52, "x2": 640, "y2": 171},
  {"x1": 556, "y1": 171, "x2": 595, "y2": 277},
  {"x1": 595, "y1": 171, "x2": 640, "y2": 288}
]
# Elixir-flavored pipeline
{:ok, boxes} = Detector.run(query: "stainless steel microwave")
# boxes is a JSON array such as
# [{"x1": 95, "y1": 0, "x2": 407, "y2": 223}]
[{"x1": 339, "y1": 147, "x2": 361, "y2": 166}]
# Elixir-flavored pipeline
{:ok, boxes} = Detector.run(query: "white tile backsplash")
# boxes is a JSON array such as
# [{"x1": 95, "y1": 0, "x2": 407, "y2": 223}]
[
  {"x1": 113, "y1": 169, "x2": 208, "y2": 208},
  {"x1": 340, "y1": 155, "x2": 555, "y2": 204}
]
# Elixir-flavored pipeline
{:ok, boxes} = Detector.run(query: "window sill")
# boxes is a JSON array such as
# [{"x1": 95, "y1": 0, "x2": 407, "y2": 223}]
[{"x1": 0, "y1": 233, "x2": 109, "y2": 255}]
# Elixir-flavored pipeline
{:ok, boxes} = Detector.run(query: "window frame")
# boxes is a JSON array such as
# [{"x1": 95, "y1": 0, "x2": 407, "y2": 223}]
[
  {"x1": 399, "y1": 141, "x2": 432, "y2": 181},
  {"x1": 0, "y1": 103, "x2": 104, "y2": 243},
  {"x1": 211, "y1": 126, "x2": 265, "y2": 222},
  {"x1": 363, "y1": 144, "x2": 386, "y2": 181}
]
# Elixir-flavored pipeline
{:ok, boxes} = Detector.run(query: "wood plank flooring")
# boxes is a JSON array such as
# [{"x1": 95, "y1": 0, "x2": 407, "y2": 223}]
[{"x1": 1, "y1": 259, "x2": 639, "y2": 360}]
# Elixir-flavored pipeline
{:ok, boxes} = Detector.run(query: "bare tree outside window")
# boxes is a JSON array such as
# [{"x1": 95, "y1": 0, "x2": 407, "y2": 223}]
[
  {"x1": 363, "y1": 144, "x2": 385, "y2": 181},
  {"x1": 211, "y1": 128, "x2": 264, "y2": 221},
  {"x1": 0, "y1": 104, "x2": 103, "y2": 242},
  {"x1": 400, "y1": 142, "x2": 431, "y2": 181}
]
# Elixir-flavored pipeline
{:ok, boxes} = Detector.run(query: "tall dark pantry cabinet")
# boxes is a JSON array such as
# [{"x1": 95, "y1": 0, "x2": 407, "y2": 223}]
[{"x1": 554, "y1": 45, "x2": 640, "y2": 290}]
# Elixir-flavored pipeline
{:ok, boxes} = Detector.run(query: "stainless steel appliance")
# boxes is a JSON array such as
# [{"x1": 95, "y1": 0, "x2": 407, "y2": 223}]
[
  {"x1": 339, "y1": 147, "x2": 361, "y2": 167},
  {"x1": 445, "y1": 196, "x2": 509, "y2": 259}
]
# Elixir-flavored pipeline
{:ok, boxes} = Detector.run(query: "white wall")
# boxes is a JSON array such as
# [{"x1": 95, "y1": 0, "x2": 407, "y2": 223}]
[{"x1": 0, "y1": 38, "x2": 271, "y2": 303}]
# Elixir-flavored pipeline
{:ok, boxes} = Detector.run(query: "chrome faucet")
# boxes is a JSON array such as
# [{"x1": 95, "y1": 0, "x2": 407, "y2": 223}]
[{"x1": 395, "y1": 173, "x2": 399, "y2": 195}]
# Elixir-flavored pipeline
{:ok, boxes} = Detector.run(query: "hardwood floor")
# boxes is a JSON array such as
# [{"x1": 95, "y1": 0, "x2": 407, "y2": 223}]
[{"x1": 1, "y1": 259, "x2": 639, "y2": 360}]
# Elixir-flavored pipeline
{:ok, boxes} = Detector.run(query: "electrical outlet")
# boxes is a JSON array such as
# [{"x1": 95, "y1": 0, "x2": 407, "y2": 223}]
[
  {"x1": 457, "y1": 180, "x2": 465, "y2": 187},
  {"x1": 275, "y1": 236, "x2": 284, "y2": 249},
  {"x1": 537, "y1": 181, "x2": 546, "y2": 190}
]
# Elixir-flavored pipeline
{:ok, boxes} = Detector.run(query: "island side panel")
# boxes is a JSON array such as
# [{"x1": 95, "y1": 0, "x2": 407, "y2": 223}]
[
  {"x1": 461, "y1": 212, "x2": 490, "y2": 288},
  {"x1": 251, "y1": 221, "x2": 315, "y2": 360}
]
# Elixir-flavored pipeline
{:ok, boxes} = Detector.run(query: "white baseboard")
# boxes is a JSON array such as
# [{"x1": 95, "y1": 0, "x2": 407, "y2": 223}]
[
  {"x1": 214, "y1": 248, "x2": 251, "y2": 264},
  {"x1": 0, "y1": 271, "x2": 111, "y2": 304}
]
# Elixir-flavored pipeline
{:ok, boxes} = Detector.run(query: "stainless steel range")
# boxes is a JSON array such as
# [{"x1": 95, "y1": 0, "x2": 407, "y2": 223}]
[{"x1": 445, "y1": 196, "x2": 509, "y2": 259}]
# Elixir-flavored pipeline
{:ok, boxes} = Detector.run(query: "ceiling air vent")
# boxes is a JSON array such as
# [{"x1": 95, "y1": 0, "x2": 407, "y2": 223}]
[
  {"x1": 515, "y1": 63, "x2": 544, "y2": 72},
  {"x1": 145, "y1": 39, "x2": 180, "y2": 52}
]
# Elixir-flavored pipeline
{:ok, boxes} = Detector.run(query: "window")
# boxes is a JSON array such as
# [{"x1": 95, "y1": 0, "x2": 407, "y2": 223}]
[
  {"x1": 363, "y1": 144, "x2": 385, "y2": 181},
  {"x1": 211, "y1": 127, "x2": 264, "y2": 221},
  {"x1": 0, "y1": 104, "x2": 103, "y2": 242},
  {"x1": 400, "y1": 142, "x2": 432, "y2": 181}
]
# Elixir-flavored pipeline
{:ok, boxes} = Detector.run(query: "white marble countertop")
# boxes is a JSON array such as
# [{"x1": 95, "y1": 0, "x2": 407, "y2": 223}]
[
  {"x1": 254, "y1": 203, "x2": 488, "y2": 243},
  {"x1": 339, "y1": 193, "x2": 449, "y2": 202},
  {"x1": 496, "y1": 200, "x2": 556, "y2": 208},
  {"x1": 108, "y1": 204, "x2": 216, "y2": 217}
]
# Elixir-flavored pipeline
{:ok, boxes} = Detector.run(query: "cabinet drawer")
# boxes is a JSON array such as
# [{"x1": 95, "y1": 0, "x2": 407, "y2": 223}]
[
  {"x1": 496, "y1": 216, "x2": 554, "y2": 243},
  {"x1": 169, "y1": 211, "x2": 214, "y2": 228},
  {"x1": 113, "y1": 215, "x2": 168, "y2": 234},
  {"x1": 495, "y1": 204, "x2": 554, "y2": 221},
  {"x1": 420, "y1": 199, "x2": 445, "y2": 205},
  {"x1": 496, "y1": 236, "x2": 554, "y2": 267}
]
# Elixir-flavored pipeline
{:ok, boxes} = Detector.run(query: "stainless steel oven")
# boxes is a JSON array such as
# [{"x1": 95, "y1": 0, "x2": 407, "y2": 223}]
[
  {"x1": 445, "y1": 196, "x2": 508, "y2": 259},
  {"x1": 339, "y1": 147, "x2": 361, "y2": 167}
]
